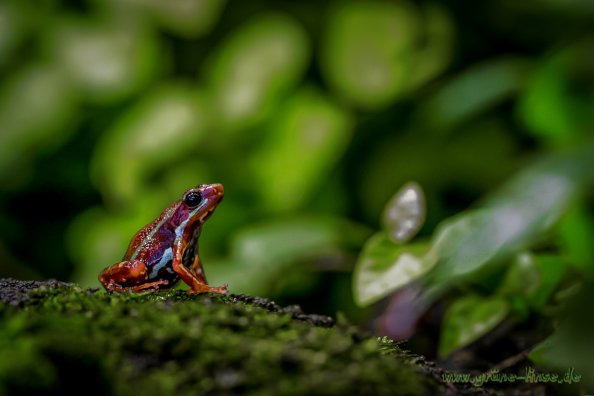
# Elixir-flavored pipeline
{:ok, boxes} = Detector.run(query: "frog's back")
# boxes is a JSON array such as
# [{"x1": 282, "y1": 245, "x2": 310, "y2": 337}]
[{"x1": 122, "y1": 202, "x2": 181, "y2": 263}]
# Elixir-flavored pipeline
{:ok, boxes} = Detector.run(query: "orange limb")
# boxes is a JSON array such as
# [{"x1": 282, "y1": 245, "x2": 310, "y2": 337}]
[{"x1": 172, "y1": 237, "x2": 227, "y2": 295}]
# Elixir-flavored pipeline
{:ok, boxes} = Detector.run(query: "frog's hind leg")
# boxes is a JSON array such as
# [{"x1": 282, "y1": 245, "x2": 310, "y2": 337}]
[
  {"x1": 99, "y1": 260, "x2": 169, "y2": 292},
  {"x1": 190, "y1": 254, "x2": 208, "y2": 284}
]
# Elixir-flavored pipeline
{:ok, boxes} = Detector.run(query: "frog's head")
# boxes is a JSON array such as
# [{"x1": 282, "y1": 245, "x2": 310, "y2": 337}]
[{"x1": 181, "y1": 183, "x2": 224, "y2": 225}]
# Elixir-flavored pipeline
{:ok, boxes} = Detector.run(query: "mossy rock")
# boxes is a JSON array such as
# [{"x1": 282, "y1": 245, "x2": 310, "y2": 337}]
[{"x1": 0, "y1": 279, "x2": 436, "y2": 395}]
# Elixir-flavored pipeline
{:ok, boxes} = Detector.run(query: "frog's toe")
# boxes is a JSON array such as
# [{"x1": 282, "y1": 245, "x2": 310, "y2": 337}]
[
  {"x1": 186, "y1": 284, "x2": 228, "y2": 295},
  {"x1": 212, "y1": 284, "x2": 228, "y2": 294}
]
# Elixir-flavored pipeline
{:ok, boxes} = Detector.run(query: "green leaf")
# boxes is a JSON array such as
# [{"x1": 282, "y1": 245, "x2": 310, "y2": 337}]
[
  {"x1": 429, "y1": 209, "x2": 504, "y2": 278},
  {"x1": 438, "y1": 295, "x2": 509, "y2": 357},
  {"x1": 382, "y1": 181, "x2": 426, "y2": 244},
  {"x1": 321, "y1": 1, "x2": 417, "y2": 109},
  {"x1": 518, "y1": 40, "x2": 594, "y2": 146},
  {"x1": 353, "y1": 233, "x2": 433, "y2": 306},
  {"x1": 91, "y1": 84, "x2": 211, "y2": 207},
  {"x1": 207, "y1": 12, "x2": 310, "y2": 133},
  {"x1": 406, "y1": 3, "x2": 454, "y2": 90},
  {"x1": 497, "y1": 253, "x2": 541, "y2": 299},
  {"x1": 48, "y1": 16, "x2": 161, "y2": 103},
  {"x1": 559, "y1": 203, "x2": 594, "y2": 278},
  {"x1": 252, "y1": 86, "x2": 353, "y2": 212},
  {"x1": 517, "y1": 58, "x2": 574, "y2": 144},
  {"x1": 417, "y1": 57, "x2": 530, "y2": 131},
  {"x1": 0, "y1": 1, "x2": 31, "y2": 68},
  {"x1": 430, "y1": 146, "x2": 594, "y2": 282},
  {"x1": 146, "y1": 0, "x2": 226, "y2": 38},
  {"x1": 497, "y1": 253, "x2": 567, "y2": 310},
  {"x1": 529, "y1": 283, "x2": 594, "y2": 388},
  {"x1": 528, "y1": 255, "x2": 568, "y2": 309},
  {"x1": 0, "y1": 64, "x2": 78, "y2": 179},
  {"x1": 529, "y1": 332, "x2": 591, "y2": 387},
  {"x1": 321, "y1": 1, "x2": 453, "y2": 109}
]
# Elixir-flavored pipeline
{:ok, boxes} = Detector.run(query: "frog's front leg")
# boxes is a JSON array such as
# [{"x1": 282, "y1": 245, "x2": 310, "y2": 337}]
[
  {"x1": 172, "y1": 237, "x2": 228, "y2": 294},
  {"x1": 99, "y1": 260, "x2": 169, "y2": 292}
]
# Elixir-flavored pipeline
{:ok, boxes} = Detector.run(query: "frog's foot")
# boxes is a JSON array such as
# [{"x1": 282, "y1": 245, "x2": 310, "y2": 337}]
[
  {"x1": 99, "y1": 260, "x2": 159, "y2": 293},
  {"x1": 171, "y1": 254, "x2": 228, "y2": 295},
  {"x1": 103, "y1": 281, "x2": 168, "y2": 293},
  {"x1": 130, "y1": 279, "x2": 170, "y2": 292},
  {"x1": 187, "y1": 283, "x2": 228, "y2": 295}
]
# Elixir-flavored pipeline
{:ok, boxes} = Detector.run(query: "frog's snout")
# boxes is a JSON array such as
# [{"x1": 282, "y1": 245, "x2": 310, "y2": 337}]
[{"x1": 202, "y1": 183, "x2": 224, "y2": 200}]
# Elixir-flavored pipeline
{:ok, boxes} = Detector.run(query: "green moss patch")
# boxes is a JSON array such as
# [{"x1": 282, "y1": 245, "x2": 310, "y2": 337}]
[{"x1": 0, "y1": 279, "x2": 434, "y2": 395}]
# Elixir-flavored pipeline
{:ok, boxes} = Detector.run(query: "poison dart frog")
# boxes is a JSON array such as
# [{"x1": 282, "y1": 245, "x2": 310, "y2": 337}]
[{"x1": 99, "y1": 183, "x2": 228, "y2": 294}]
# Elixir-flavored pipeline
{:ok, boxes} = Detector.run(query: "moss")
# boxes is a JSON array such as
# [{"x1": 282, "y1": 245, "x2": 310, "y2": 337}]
[{"x1": 0, "y1": 279, "x2": 435, "y2": 395}]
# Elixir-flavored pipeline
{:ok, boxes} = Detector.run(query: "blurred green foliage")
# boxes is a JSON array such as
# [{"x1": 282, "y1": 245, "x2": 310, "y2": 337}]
[{"x1": 1, "y1": 0, "x2": 594, "y2": 383}]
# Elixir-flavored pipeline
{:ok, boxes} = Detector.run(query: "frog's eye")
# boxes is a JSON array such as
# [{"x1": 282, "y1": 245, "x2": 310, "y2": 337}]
[{"x1": 183, "y1": 192, "x2": 202, "y2": 207}]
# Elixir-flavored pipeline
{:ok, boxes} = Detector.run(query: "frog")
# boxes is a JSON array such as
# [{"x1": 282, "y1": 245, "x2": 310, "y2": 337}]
[{"x1": 98, "y1": 183, "x2": 228, "y2": 294}]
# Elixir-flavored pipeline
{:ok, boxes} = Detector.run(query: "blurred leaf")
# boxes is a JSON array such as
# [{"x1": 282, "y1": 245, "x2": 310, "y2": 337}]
[
  {"x1": 321, "y1": 1, "x2": 417, "y2": 109},
  {"x1": 252, "y1": 86, "x2": 353, "y2": 212},
  {"x1": 529, "y1": 283, "x2": 594, "y2": 387},
  {"x1": 207, "y1": 12, "x2": 310, "y2": 133},
  {"x1": 530, "y1": 330, "x2": 592, "y2": 388},
  {"x1": 91, "y1": 84, "x2": 211, "y2": 207},
  {"x1": 439, "y1": 295, "x2": 509, "y2": 357},
  {"x1": 518, "y1": 39, "x2": 594, "y2": 146},
  {"x1": 211, "y1": 215, "x2": 370, "y2": 295},
  {"x1": 429, "y1": 209, "x2": 506, "y2": 279},
  {"x1": 382, "y1": 181, "x2": 426, "y2": 244},
  {"x1": 146, "y1": 0, "x2": 226, "y2": 38},
  {"x1": 528, "y1": 255, "x2": 568, "y2": 308},
  {"x1": 98, "y1": 0, "x2": 226, "y2": 38},
  {"x1": 559, "y1": 203, "x2": 594, "y2": 278},
  {"x1": 0, "y1": 64, "x2": 78, "y2": 181},
  {"x1": 498, "y1": 253, "x2": 540, "y2": 299},
  {"x1": 430, "y1": 145, "x2": 594, "y2": 282},
  {"x1": 48, "y1": 16, "x2": 161, "y2": 103},
  {"x1": 497, "y1": 252, "x2": 567, "y2": 310},
  {"x1": 321, "y1": 1, "x2": 453, "y2": 110},
  {"x1": 417, "y1": 57, "x2": 530, "y2": 131},
  {"x1": 0, "y1": 1, "x2": 30, "y2": 67},
  {"x1": 406, "y1": 3, "x2": 454, "y2": 91},
  {"x1": 518, "y1": 54, "x2": 575, "y2": 144},
  {"x1": 353, "y1": 233, "x2": 433, "y2": 306}
]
